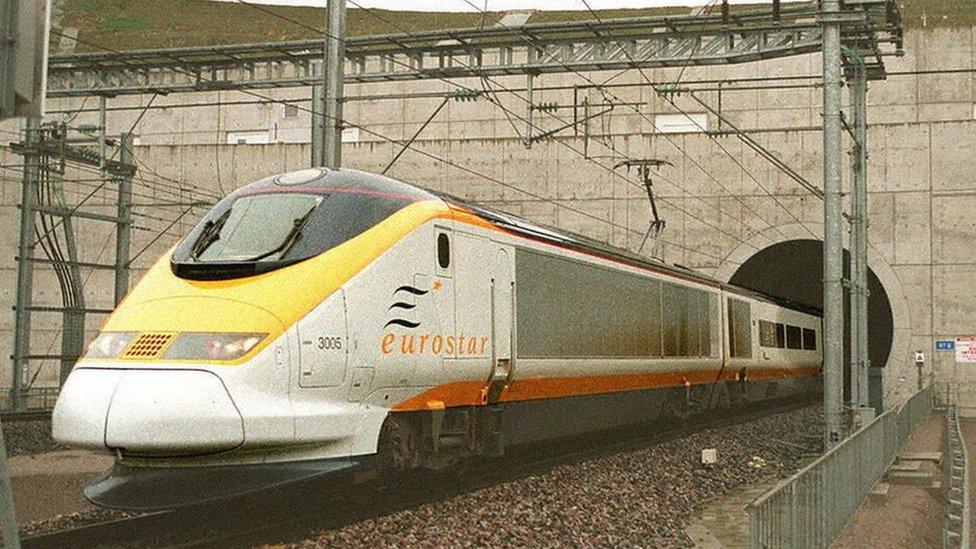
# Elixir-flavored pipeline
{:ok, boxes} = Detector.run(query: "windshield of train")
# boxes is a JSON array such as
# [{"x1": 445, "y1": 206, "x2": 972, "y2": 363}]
[
  {"x1": 171, "y1": 187, "x2": 419, "y2": 280},
  {"x1": 190, "y1": 194, "x2": 321, "y2": 263}
]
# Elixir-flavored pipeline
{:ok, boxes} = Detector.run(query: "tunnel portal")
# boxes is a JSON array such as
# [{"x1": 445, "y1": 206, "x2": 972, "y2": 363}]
[{"x1": 728, "y1": 239, "x2": 894, "y2": 403}]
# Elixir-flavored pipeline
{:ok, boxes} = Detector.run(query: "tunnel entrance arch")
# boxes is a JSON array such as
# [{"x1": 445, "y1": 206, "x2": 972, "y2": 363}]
[{"x1": 713, "y1": 224, "x2": 913, "y2": 407}]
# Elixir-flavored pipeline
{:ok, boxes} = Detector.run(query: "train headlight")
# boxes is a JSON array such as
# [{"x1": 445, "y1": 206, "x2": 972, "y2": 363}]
[
  {"x1": 85, "y1": 332, "x2": 138, "y2": 359},
  {"x1": 162, "y1": 333, "x2": 267, "y2": 361}
]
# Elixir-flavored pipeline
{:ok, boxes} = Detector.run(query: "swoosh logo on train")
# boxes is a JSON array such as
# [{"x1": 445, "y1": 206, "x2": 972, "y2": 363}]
[
  {"x1": 384, "y1": 319, "x2": 422, "y2": 329},
  {"x1": 388, "y1": 301, "x2": 417, "y2": 310},
  {"x1": 393, "y1": 285, "x2": 429, "y2": 296}
]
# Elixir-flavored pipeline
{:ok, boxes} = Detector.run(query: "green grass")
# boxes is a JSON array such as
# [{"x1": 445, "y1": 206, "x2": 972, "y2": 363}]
[
  {"x1": 897, "y1": 0, "x2": 976, "y2": 28},
  {"x1": 100, "y1": 14, "x2": 150, "y2": 32},
  {"x1": 75, "y1": 0, "x2": 98, "y2": 14},
  {"x1": 57, "y1": 0, "x2": 498, "y2": 52},
  {"x1": 53, "y1": 0, "x2": 976, "y2": 54}
]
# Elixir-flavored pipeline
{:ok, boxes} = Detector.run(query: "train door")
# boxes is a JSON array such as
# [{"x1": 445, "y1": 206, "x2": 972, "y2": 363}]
[
  {"x1": 726, "y1": 296, "x2": 753, "y2": 367},
  {"x1": 453, "y1": 232, "x2": 494, "y2": 375},
  {"x1": 485, "y1": 247, "x2": 514, "y2": 404},
  {"x1": 297, "y1": 289, "x2": 348, "y2": 387}
]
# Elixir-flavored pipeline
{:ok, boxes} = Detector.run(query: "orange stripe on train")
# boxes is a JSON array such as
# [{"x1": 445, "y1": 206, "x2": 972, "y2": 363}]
[{"x1": 392, "y1": 367, "x2": 821, "y2": 411}]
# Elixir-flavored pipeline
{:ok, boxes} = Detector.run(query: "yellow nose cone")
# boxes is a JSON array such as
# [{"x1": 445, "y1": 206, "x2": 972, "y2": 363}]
[{"x1": 106, "y1": 295, "x2": 285, "y2": 335}]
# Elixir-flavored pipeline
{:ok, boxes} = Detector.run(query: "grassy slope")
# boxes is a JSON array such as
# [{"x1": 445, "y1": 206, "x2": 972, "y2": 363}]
[
  {"x1": 897, "y1": 0, "x2": 976, "y2": 28},
  {"x1": 56, "y1": 0, "x2": 974, "y2": 54}
]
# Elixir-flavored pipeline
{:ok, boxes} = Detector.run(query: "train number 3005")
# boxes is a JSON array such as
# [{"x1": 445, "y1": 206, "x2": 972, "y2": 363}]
[{"x1": 317, "y1": 336, "x2": 342, "y2": 350}]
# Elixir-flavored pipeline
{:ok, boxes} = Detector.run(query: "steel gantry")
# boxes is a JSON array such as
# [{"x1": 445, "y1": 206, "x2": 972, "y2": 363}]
[
  {"x1": 26, "y1": 0, "x2": 902, "y2": 443},
  {"x1": 46, "y1": 1, "x2": 900, "y2": 97},
  {"x1": 9, "y1": 124, "x2": 136, "y2": 410}
]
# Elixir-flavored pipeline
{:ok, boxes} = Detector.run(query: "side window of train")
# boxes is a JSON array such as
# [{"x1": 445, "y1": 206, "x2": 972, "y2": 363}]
[
  {"x1": 802, "y1": 328, "x2": 817, "y2": 351},
  {"x1": 727, "y1": 298, "x2": 752, "y2": 358},
  {"x1": 436, "y1": 232, "x2": 451, "y2": 270},
  {"x1": 759, "y1": 320, "x2": 777, "y2": 348},
  {"x1": 785, "y1": 325, "x2": 803, "y2": 350}
]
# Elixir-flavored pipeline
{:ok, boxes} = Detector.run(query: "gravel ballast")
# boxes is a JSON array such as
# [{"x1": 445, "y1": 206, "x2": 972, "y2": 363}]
[
  {"x1": 3, "y1": 419, "x2": 64, "y2": 457},
  {"x1": 288, "y1": 406, "x2": 822, "y2": 548}
]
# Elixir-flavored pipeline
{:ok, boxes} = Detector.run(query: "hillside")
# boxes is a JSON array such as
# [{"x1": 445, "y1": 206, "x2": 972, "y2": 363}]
[{"x1": 53, "y1": 0, "x2": 972, "y2": 54}]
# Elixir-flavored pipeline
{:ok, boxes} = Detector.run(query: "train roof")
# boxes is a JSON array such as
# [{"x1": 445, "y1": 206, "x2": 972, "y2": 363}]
[
  {"x1": 438, "y1": 195, "x2": 822, "y2": 317},
  {"x1": 247, "y1": 168, "x2": 822, "y2": 317}
]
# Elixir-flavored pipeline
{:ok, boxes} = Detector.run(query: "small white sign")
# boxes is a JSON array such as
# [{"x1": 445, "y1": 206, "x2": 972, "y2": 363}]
[
  {"x1": 915, "y1": 351, "x2": 925, "y2": 364},
  {"x1": 341, "y1": 127, "x2": 360, "y2": 143},
  {"x1": 654, "y1": 113, "x2": 709, "y2": 134},
  {"x1": 701, "y1": 448, "x2": 717, "y2": 465},
  {"x1": 957, "y1": 337, "x2": 976, "y2": 364},
  {"x1": 226, "y1": 130, "x2": 270, "y2": 145}
]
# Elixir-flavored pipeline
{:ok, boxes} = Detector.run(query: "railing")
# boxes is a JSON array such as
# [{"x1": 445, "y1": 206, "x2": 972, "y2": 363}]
[
  {"x1": 0, "y1": 387, "x2": 59, "y2": 413},
  {"x1": 944, "y1": 405, "x2": 971, "y2": 548},
  {"x1": 748, "y1": 386, "x2": 934, "y2": 548}
]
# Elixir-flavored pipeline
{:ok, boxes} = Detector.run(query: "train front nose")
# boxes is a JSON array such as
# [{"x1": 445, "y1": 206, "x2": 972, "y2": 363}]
[
  {"x1": 52, "y1": 294, "x2": 282, "y2": 455},
  {"x1": 53, "y1": 367, "x2": 245, "y2": 455}
]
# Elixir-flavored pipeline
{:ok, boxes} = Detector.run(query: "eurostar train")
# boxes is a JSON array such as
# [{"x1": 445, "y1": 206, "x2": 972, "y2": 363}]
[{"x1": 52, "y1": 168, "x2": 822, "y2": 510}]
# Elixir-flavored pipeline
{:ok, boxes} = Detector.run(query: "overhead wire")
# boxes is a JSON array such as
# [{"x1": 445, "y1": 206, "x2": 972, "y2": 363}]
[
  {"x1": 451, "y1": 0, "x2": 793, "y2": 245},
  {"x1": 128, "y1": 204, "x2": 198, "y2": 263},
  {"x1": 222, "y1": 4, "x2": 747, "y2": 262},
  {"x1": 8, "y1": 100, "x2": 210, "y2": 386},
  {"x1": 57, "y1": 158, "x2": 221, "y2": 203},
  {"x1": 27, "y1": 93, "x2": 162, "y2": 247},
  {"x1": 44, "y1": 120, "x2": 224, "y2": 200},
  {"x1": 340, "y1": 0, "x2": 762, "y2": 255},
  {"x1": 456, "y1": 0, "x2": 804, "y2": 242},
  {"x1": 575, "y1": 0, "x2": 818, "y2": 238},
  {"x1": 47, "y1": 27, "x2": 740, "y2": 266}
]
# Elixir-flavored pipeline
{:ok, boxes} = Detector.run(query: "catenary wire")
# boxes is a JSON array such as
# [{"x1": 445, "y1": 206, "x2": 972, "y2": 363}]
[{"x1": 46, "y1": 28, "x2": 740, "y2": 266}]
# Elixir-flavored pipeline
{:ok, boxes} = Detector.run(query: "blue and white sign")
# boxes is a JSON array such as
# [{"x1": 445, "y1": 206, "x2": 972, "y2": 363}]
[{"x1": 936, "y1": 340, "x2": 956, "y2": 351}]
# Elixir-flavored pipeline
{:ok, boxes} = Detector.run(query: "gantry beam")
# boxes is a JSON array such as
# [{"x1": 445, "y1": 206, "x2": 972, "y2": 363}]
[{"x1": 46, "y1": 0, "x2": 900, "y2": 98}]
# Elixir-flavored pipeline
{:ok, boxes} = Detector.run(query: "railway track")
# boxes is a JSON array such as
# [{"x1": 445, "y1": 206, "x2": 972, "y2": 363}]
[{"x1": 22, "y1": 398, "x2": 818, "y2": 548}]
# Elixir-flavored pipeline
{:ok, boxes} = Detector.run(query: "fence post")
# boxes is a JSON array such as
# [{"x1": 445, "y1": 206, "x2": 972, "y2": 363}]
[
  {"x1": 790, "y1": 483, "x2": 799, "y2": 546},
  {"x1": 747, "y1": 388, "x2": 934, "y2": 549}
]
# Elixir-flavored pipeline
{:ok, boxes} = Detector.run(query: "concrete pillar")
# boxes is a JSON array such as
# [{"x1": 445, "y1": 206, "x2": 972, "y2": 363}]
[{"x1": 821, "y1": 0, "x2": 845, "y2": 447}]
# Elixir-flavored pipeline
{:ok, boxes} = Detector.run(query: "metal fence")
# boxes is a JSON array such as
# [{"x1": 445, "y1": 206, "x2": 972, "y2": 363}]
[
  {"x1": 748, "y1": 386, "x2": 934, "y2": 548},
  {"x1": 944, "y1": 405, "x2": 971, "y2": 548},
  {"x1": 0, "y1": 387, "x2": 59, "y2": 412}
]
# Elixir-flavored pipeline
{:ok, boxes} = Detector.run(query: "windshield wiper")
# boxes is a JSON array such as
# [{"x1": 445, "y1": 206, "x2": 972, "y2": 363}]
[
  {"x1": 190, "y1": 208, "x2": 232, "y2": 260},
  {"x1": 243, "y1": 204, "x2": 318, "y2": 262}
]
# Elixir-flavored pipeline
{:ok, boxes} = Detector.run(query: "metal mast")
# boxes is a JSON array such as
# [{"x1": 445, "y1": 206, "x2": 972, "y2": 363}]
[
  {"x1": 821, "y1": 0, "x2": 845, "y2": 448},
  {"x1": 311, "y1": 0, "x2": 346, "y2": 168},
  {"x1": 10, "y1": 119, "x2": 39, "y2": 411},
  {"x1": 849, "y1": 57, "x2": 872, "y2": 421},
  {"x1": 115, "y1": 133, "x2": 134, "y2": 304}
]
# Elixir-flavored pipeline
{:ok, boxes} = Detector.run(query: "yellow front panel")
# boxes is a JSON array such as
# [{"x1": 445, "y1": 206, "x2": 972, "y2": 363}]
[{"x1": 90, "y1": 199, "x2": 453, "y2": 365}]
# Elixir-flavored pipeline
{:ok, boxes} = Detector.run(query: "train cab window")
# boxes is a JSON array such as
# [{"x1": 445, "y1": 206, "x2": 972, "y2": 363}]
[
  {"x1": 785, "y1": 325, "x2": 803, "y2": 350},
  {"x1": 171, "y1": 172, "x2": 435, "y2": 280},
  {"x1": 802, "y1": 328, "x2": 817, "y2": 351},
  {"x1": 437, "y1": 233, "x2": 451, "y2": 269},
  {"x1": 727, "y1": 298, "x2": 752, "y2": 358}
]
